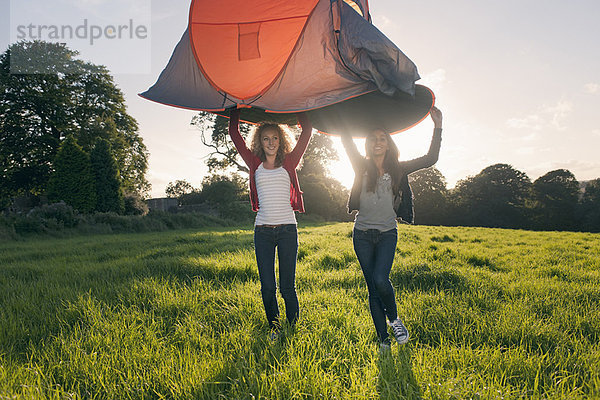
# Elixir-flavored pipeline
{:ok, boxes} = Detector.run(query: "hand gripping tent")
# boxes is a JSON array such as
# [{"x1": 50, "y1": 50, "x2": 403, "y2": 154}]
[{"x1": 140, "y1": 0, "x2": 435, "y2": 137}]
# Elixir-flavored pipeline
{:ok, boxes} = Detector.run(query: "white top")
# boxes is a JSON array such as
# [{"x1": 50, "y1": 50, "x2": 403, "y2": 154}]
[{"x1": 254, "y1": 164, "x2": 297, "y2": 226}]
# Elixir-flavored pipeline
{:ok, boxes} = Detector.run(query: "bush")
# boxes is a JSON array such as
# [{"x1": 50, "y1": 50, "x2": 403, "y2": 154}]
[
  {"x1": 28, "y1": 202, "x2": 79, "y2": 228},
  {"x1": 83, "y1": 212, "x2": 166, "y2": 233},
  {"x1": 12, "y1": 215, "x2": 45, "y2": 235},
  {"x1": 0, "y1": 207, "x2": 235, "y2": 240},
  {"x1": 179, "y1": 191, "x2": 204, "y2": 206},
  {"x1": 0, "y1": 217, "x2": 17, "y2": 240},
  {"x1": 146, "y1": 210, "x2": 234, "y2": 230},
  {"x1": 215, "y1": 200, "x2": 254, "y2": 222},
  {"x1": 5, "y1": 202, "x2": 82, "y2": 235},
  {"x1": 124, "y1": 192, "x2": 148, "y2": 215}
]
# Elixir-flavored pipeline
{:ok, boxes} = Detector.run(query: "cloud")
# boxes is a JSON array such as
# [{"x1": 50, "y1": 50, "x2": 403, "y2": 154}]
[
  {"x1": 515, "y1": 146, "x2": 539, "y2": 156},
  {"x1": 506, "y1": 100, "x2": 573, "y2": 131},
  {"x1": 420, "y1": 68, "x2": 447, "y2": 91},
  {"x1": 58, "y1": 0, "x2": 150, "y2": 19},
  {"x1": 372, "y1": 14, "x2": 393, "y2": 30},
  {"x1": 520, "y1": 132, "x2": 539, "y2": 141},
  {"x1": 546, "y1": 101, "x2": 572, "y2": 130},
  {"x1": 584, "y1": 83, "x2": 600, "y2": 94},
  {"x1": 507, "y1": 114, "x2": 543, "y2": 131},
  {"x1": 526, "y1": 160, "x2": 600, "y2": 182}
]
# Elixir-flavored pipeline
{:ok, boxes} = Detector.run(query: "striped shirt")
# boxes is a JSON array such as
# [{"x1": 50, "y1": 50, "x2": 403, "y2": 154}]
[{"x1": 254, "y1": 164, "x2": 297, "y2": 226}]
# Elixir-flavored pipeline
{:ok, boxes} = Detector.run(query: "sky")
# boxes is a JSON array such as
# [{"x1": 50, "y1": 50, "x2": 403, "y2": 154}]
[{"x1": 2, "y1": 0, "x2": 600, "y2": 197}]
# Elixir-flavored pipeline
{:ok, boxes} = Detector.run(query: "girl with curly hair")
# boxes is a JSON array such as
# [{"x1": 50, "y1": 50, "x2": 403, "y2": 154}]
[{"x1": 228, "y1": 109, "x2": 312, "y2": 339}]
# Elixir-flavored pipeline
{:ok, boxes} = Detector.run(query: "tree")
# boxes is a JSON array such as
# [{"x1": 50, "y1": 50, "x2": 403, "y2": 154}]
[
  {"x1": 298, "y1": 133, "x2": 338, "y2": 177},
  {"x1": 299, "y1": 176, "x2": 350, "y2": 221},
  {"x1": 197, "y1": 173, "x2": 252, "y2": 220},
  {"x1": 199, "y1": 173, "x2": 247, "y2": 203},
  {"x1": 80, "y1": 116, "x2": 149, "y2": 195},
  {"x1": 297, "y1": 134, "x2": 350, "y2": 221},
  {"x1": 409, "y1": 166, "x2": 448, "y2": 225},
  {"x1": 0, "y1": 41, "x2": 149, "y2": 205},
  {"x1": 579, "y1": 178, "x2": 600, "y2": 232},
  {"x1": 531, "y1": 169, "x2": 579, "y2": 231},
  {"x1": 191, "y1": 112, "x2": 251, "y2": 173},
  {"x1": 90, "y1": 138, "x2": 124, "y2": 214},
  {"x1": 47, "y1": 136, "x2": 96, "y2": 213},
  {"x1": 450, "y1": 163, "x2": 532, "y2": 228},
  {"x1": 165, "y1": 180, "x2": 194, "y2": 199}
]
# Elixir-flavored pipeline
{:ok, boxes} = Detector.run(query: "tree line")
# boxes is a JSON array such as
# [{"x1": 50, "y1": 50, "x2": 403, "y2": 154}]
[
  {"x1": 1, "y1": 41, "x2": 149, "y2": 215},
  {"x1": 180, "y1": 113, "x2": 600, "y2": 232},
  {"x1": 167, "y1": 164, "x2": 600, "y2": 233},
  {"x1": 411, "y1": 165, "x2": 600, "y2": 232}
]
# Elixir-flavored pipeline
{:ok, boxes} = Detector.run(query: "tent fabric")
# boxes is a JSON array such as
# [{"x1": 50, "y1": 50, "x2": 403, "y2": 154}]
[
  {"x1": 337, "y1": 3, "x2": 418, "y2": 97},
  {"x1": 342, "y1": 0, "x2": 369, "y2": 19},
  {"x1": 189, "y1": 0, "x2": 320, "y2": 99},
  {"x1": 214, "y1": 85, "x2": 434, "y2": 137},
  {"x1": 140, "y1": 0, "x2": 432, "y2": 136}
]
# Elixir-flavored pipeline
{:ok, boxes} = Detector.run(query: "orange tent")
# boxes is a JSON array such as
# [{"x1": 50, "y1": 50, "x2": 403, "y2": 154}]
[{"x1": 141, "y1": 0, "x2": 434, "y2": 137}]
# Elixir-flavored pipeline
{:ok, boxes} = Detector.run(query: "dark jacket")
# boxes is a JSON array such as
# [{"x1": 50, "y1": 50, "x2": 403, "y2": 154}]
[{"x1": 341, "y1": 128, "x2": 442, "y2": 224}]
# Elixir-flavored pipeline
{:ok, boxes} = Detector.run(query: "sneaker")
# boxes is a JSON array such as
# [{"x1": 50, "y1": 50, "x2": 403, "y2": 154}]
[{"x1": 388, "y1": 318, "x2": 409, "y2": 344}]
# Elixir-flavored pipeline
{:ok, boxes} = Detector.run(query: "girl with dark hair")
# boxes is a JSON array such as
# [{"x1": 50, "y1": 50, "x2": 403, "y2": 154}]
[
  {"x1": 341, "y1": 106, "x2": 443, "y2": 350},
  {"x1": 228, "y1": 109, "x2": 312, "y2": 339}
]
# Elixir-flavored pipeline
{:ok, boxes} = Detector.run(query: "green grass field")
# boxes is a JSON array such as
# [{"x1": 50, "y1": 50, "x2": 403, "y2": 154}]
[{"x1": 1, "y1": 223, "x2": 599, "y2": 399}]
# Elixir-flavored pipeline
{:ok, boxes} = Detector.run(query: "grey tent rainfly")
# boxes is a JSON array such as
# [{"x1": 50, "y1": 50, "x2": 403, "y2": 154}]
[{"x1": 140, "y1": 0, "x2": 435, "y2": 137}]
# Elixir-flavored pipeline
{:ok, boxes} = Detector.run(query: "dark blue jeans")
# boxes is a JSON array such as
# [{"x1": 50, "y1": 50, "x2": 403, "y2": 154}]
[
  {"x1": 254, "y1": 224, "x2": 299, "y2": 330},
  {"x1": 352, "y1": 227, "x2": 399, "y2": 343}
]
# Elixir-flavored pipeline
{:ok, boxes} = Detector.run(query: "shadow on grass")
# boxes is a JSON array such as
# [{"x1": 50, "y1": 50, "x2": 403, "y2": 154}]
[
  {"x1": 144, "y1": 257, "x2": 258, "y2": 287},
  {"x1": 464, "y1": 254, "x2": 507, "y2": 273},
  {"x1": 377, "y1": 345, "x2": 422, "y2": 399},
  {"x1": 186, "y1": 322, "x2": 296, "y2": 399},
  {"x1": 391, "y1": 264, "x2": 470, "y2": 294}
]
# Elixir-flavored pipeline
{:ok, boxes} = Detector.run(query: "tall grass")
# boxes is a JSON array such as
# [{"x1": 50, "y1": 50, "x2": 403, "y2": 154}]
[{"x1": 1, "y1": 224, "x2": 599, "y2": 399}]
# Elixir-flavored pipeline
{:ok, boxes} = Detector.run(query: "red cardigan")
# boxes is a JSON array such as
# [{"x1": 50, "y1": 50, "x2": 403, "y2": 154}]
[{"x1": 228, "y1": 109, "x2": 312, "y2": 213}]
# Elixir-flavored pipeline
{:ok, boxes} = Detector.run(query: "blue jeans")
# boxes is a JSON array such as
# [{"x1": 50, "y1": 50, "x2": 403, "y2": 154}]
[
  {"x1": 254, "y1": 224, "x2": 299, "y2": 329},
  {"x1": 352, "y1": 227, "x2": 399, "y2": 343}
]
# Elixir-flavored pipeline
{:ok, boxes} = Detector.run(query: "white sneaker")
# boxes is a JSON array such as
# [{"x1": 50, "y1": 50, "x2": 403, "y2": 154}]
[{"x1": 388, "y1": 318, "x2": 409, "y2": 344}]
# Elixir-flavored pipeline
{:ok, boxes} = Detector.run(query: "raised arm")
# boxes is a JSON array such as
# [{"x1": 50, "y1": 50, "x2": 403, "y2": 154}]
[
  {"x1": 340, "y1": 133, "x2": 365, "y2": 173},
  {"x1": 400, "y1": 106, "x2": 443, "y2": 174},
  {"x1": 228, "y1": 108, "x2": 255, "y2": 168},
  {"x1": 286, "y1": 112, "x2": 313, "y2": 168}
]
